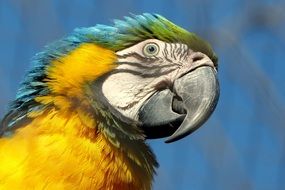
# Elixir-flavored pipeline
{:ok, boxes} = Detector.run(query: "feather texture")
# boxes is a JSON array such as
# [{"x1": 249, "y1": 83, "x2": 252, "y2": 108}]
[
  {"x1": 0, "y1": 13, "x2": 216, "y2": 189},
  {"x1": 0, "y1": 43, "x2": 157, "y2": 189}
]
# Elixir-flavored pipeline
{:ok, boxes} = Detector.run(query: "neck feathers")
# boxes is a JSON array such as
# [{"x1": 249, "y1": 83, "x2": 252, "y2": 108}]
[{"x1": 1, "y1": 42, "x2": 158, "y2": 189}]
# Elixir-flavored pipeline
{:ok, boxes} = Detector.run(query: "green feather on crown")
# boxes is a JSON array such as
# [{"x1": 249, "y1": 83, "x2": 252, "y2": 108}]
[{"x1": 76, "y1": 13, "x2": 218, "y2": 64}]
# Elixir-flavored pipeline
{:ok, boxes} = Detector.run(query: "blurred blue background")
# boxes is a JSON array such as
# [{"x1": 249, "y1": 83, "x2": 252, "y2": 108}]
[{"x1": 1, "y1": 0, "x2": 285, "y2": 189}]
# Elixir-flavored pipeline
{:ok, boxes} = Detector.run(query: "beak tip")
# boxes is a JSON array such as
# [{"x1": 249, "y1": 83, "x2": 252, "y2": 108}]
[
  {"x1": 165, "y1": 66, "x2": 219, "y2": 143},
  {"x1": 164, "y1": 138, "x2": 175, "y2": 143},
  {"x1": 164, "y1": 130, "x2": 187, "y2": 143},
  {"x1": 164, "y1": 123, "x2": 196, "y2": 143}
]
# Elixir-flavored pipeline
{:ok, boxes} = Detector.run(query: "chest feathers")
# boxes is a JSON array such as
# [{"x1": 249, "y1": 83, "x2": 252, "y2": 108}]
[{"x1": 0, "y1": 43, "x2": 157, "y2": 190}]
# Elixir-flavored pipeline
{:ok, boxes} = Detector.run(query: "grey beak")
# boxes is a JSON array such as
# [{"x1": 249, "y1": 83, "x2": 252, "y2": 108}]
[
  {"x1": 165, "y1": 66, "x2": 219, "y2": 143},
  {"x1": 138, "y1": 66, "x2": 219, "y2": 143}
]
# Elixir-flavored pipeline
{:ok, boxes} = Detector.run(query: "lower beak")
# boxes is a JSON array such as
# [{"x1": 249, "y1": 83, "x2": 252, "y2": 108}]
[{"x1": 138, "y1": 66, "x2": 220, "y2": 143}]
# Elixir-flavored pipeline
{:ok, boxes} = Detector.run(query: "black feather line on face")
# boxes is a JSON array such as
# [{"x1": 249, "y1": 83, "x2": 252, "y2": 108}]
[
  {"x1": 87, "y1": 72, "x2": 141, "y2": 134},
  {"x1": 86, "y1": 72, "x2": 159, "y2": 179},
  {"x1": 110, "y1": 68, "x2": 176, "y2": 78}
]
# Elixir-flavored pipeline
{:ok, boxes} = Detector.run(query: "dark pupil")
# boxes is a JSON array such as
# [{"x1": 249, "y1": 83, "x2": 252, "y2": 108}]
[{"x1": 148, "y1": 45, "x2": 156, "y2": 53}]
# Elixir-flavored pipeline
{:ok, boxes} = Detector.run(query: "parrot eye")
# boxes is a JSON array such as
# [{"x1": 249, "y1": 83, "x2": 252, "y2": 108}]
[{"x1": 143, "y1": 43, "x2": 159, "y2": 57}]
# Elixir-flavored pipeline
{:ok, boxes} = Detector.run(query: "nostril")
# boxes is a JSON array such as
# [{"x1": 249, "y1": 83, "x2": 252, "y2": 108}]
[{"x1": 192, "y1": 55, "x2": 204, "y2": 62}]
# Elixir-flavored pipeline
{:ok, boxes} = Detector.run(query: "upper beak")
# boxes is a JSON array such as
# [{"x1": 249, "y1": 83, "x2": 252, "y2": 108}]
[{"x1": 138, "y1": 66, "x2": 220, "y2": 143}]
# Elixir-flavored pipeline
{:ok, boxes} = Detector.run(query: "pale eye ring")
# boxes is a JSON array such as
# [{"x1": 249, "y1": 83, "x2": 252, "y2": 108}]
[{"x1": 143, "y1": 43, "x2": 160, "y2": 57}]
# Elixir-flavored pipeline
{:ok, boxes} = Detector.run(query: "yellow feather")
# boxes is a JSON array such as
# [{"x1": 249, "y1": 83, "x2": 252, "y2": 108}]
[
  {"x1": 0, "y1": 43, "x2": 151, "y2": 189},
  {"x1": 46, "y1": 43, "x2": 116, "y2": 96}
]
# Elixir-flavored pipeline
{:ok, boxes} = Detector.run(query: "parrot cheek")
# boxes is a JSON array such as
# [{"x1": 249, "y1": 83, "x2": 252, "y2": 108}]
[{"x1": 138, "y1": 66, "x2": 220, "y2": 143}]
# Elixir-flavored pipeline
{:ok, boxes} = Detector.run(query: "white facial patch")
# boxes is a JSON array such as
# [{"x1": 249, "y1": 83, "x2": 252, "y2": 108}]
[
  {"x1": 102, "y1": 71, "x2": 154, "y2": 120},
  {"x1": 101, "y1": 39, "x2": 214, "y2": 121}
]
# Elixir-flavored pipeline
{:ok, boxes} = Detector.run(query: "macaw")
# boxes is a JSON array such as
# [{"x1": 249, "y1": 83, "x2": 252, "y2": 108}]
[{"x1": 0, "y1": 13, "x2": 219, "y2": 190}]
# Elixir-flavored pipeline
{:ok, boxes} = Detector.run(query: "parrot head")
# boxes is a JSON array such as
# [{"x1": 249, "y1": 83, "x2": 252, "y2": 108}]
[
  {"x1": 1, "y1": 13, "x2": 219, "y2": 144},
  {"x1": 89, "y1": 14, "x2": 219, "y2": 143}
]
